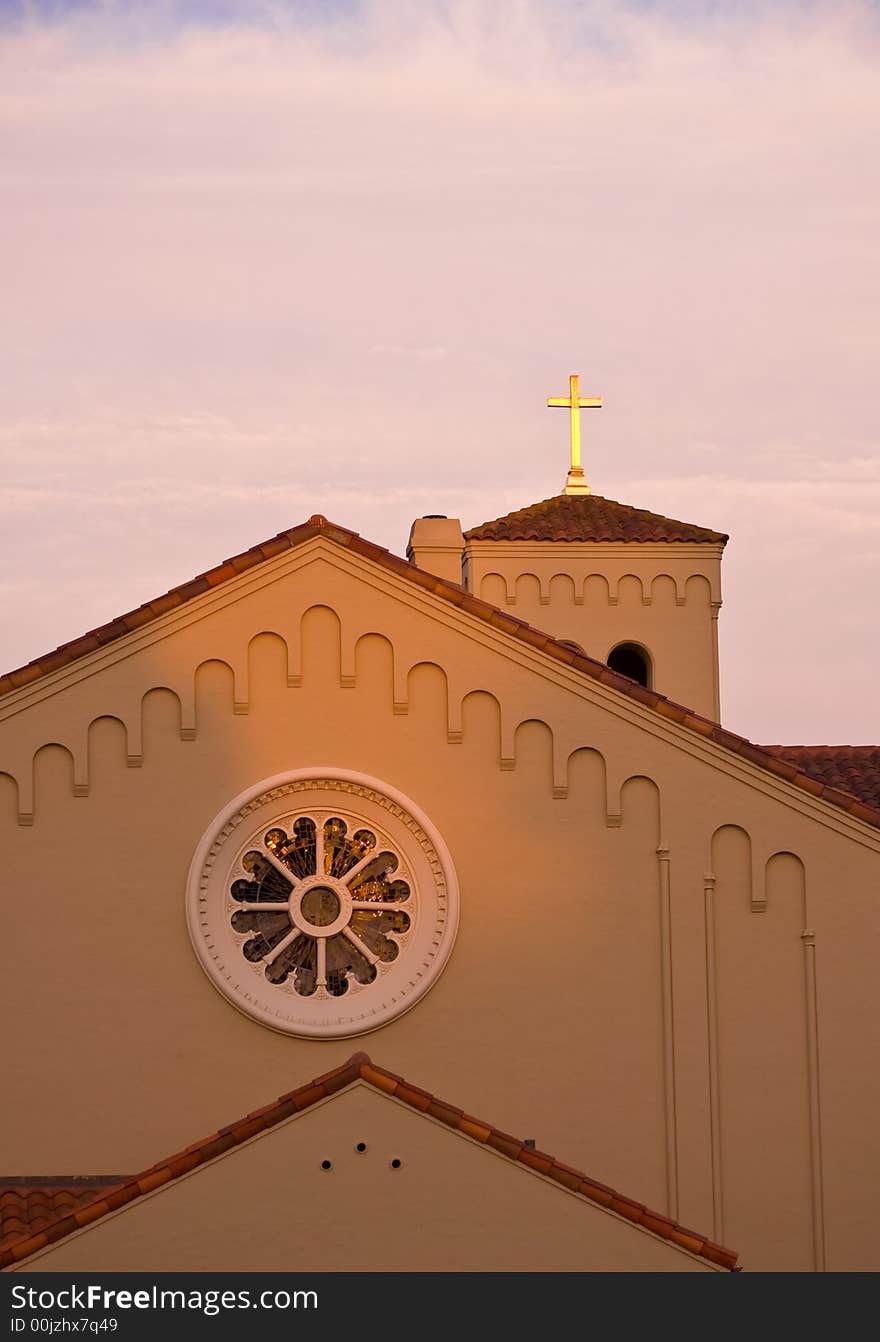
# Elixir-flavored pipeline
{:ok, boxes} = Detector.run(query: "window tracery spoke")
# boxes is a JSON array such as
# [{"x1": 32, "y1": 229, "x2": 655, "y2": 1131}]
[
  {"x1": 350, "y1": 900, "x2": 407, "y2": 911},
  {"x1": 316, "y1": 936, "x2": 327, "y2": 990},
  {"x1": 343, "y1": 847, "x2": 382, "y2": 886},
  {"x1": 263, "y1": 925, "x2": 301, "y2": 966},
  {"x1": 342, "y1": 925, "x2": 379, "y2": 966},
  {"x1": 238, "y1": 901, "x2": 290, "y2": 913},
  {"x1": 261, "y1": 847, "x2": 302, "y2": 887},
  {"x1": 349, "y1": 852, "x2": 399, "y2": 893},
  {"x1": 232, "y1": 909, "x2": 288, "y2": 939}
]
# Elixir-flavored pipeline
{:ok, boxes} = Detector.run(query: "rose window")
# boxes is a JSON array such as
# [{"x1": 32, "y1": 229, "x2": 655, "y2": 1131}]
[
  {"x1": 229, "y1": 815, "x2": 412, "y2": 998},
  {"x1": 186, "y1": 771, "x2": 460, "y2": 1039}
]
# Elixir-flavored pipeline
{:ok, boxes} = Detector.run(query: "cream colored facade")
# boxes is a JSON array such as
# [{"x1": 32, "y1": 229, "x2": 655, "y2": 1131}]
[{"x1": 1, "y1": 502, "x2": 878, "y2": 1272}]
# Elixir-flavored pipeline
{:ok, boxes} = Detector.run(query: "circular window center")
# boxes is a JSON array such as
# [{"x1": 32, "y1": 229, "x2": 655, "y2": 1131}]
[{"x1": 300, "y1": 886, "x2": 341, "y2": 928}]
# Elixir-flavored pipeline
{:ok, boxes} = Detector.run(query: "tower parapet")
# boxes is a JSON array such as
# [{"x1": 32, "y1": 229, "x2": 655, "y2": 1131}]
[{"x1": 463, "y1": 494, "x2": 727, "y2": 721}]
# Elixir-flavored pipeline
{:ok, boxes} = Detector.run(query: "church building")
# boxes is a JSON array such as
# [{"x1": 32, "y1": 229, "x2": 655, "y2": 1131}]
[{"x1": 1, "y1": 380, "x2": 878, "y2": 1273}]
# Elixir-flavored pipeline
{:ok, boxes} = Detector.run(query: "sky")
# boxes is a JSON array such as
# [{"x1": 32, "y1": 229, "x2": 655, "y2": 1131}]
[{"x1": 1, "y1": 0, "x2": 878, "y2": 743}]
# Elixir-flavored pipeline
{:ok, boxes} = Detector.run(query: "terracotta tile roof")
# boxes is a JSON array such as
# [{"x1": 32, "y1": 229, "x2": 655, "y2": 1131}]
[
  {"x1": 762, "y1": 747, "x2": 880, "y2": 812},
  {"x1": 0, "y1": 1055, "x2": 739, "y2": 1271},
  {"x1": 464, "y1": 493, "x2": 728, "y2": 544},
  {"x1": 0, "y1": 1179, "x2": 126, "y2": 1252},
  {"x1": 1, "y1": 514, "x2": 877, "y2": 833}
]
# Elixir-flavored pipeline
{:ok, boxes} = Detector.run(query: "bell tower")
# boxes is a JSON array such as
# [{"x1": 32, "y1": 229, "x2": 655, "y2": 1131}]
[
  {"x1": 461, "y1": 493, "x2": 726, "y2": 720},
  {"x1": 408, "y1": 374, "x2": 728, "y2": 721}
]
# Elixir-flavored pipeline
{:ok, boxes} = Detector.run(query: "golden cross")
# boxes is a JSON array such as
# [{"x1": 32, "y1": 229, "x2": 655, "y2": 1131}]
[{"x1": 547, "y1": 373, "x2": 602, "y2": 495}]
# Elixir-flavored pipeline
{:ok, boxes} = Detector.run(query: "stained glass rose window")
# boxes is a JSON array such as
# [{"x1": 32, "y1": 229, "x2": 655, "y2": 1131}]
[{"x1": 186, "y1": 771, "x2": 459, "y2": 1038}]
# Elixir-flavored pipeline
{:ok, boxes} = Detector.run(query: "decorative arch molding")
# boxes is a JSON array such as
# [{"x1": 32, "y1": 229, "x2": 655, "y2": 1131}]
[
  {"x1": 298, "y1": 604, "x2": 342, "y2": 693},
  {"x1": 549, "y1": 572, "x2": 579, "y2": 606},
  {"x1": 608, "y1": 772, "x2": 677, "y2": 1218},
  {"x1": 601, "y1": 767, "x2": 660, "y2": 831},
  {"x1": 478, "y1": 571, "x2": 512, "y2": 605},
  {"x1": 475, "y1": 567, "x2": 720, "y2": 610},
  {"x1": 459, "y1": 688, "x2": 502, "y2": 762},
  {"x1": 140, "y1": 684, "x2": 191, "y2": 746},
  {"x1": 704, "y1": 828, "x2": 823, "y2": 1268},
  {"x1": 649, "y1": 573, "x2": 682, "y2": 606},
  {"x1": 619, "y1": 774, "x2": 663, "y2": 844},
  {"x1": 564, "y1": 746, "x2": 608, "y2": 814},
  {"x1": 194, "y1": 650, "x2": 249, "y2": 716},
  {"x1": 708, "y1": 822, "x2": 798, "y2": 913},
  {"x1": 510, "y1": 718, "x2": 561, "y2": 795},
  {"x1": 0, "y1": 616, "x2": 670, "y2": 832},
  {"x1": 765, "y1": 850, "x2": 808, "y2": 921},
  {"x1": 248, "y1": 630, "x2": 297, "y2": 692},
  {"x1": 19, "y1": 741, "x2": 79, "y2": 824},
  {"x1": 582, "y1": 572, "x2": 613, "y2": 606},
  {"x1": 512, "y1": 572, "x2": 545, "y2": 606},
  {"x1": 0, "y1": 769, "x2": 21, "y2": 826},
  {"x1": 613, "y1": 573, "x2": 646, "y2": 608},
  {"x1": 406, "y1": 661, "x2": 450, "y2": 736},
  {"x1": 3, "y1": 608, "x2": 869, "y2": 865},
  {"x1": 685, "y1": 573, "x2": 713, "y2": 607},
  {"x1": 194, "y1": 658, "x2": 238, "y2": 723},
  {"x1": 86, "y1": 714, "x2": 129, "y2": 786}
]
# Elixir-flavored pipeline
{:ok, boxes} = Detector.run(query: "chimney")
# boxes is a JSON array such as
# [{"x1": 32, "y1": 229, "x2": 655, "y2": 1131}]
[{"x1": 406, "y1": 516, "x2": 465, "y2": 586}]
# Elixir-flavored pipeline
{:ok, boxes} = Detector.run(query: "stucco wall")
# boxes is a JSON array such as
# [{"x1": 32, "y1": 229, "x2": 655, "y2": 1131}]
[{"x1": 1, "y1": 538, "x2": 878, "y2": 1271}]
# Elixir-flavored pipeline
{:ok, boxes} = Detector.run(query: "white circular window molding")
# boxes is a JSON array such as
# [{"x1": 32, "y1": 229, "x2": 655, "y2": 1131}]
[{"x1": 186, "y1": 769, "x2": 460, "y2": 1038}]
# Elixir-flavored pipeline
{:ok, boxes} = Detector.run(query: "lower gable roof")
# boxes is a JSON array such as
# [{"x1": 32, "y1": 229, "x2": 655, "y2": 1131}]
[
  {"x1": 0, "y1": 1054, "x2": 739, "y2": 1271},
  {"x1": 1, "y1": 514, "x2": 877, "y2": 833}
]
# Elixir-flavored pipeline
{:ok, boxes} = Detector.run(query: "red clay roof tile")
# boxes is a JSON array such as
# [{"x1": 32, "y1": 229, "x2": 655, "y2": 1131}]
[
  {"x1": 761, "y1": 746, "x2": 880, "y2": 812},
  {"x1": 425, "y1": 1099, "x2": 463, "y2": 1127},
  {"x1": 459, "y1": 1117, "x2": 493, "y2": 1143},
  {"x1": 670, "y1": 1228, "x2": 706, "y2": 1255},
  {"x1": 0, "y1": 1180, "x2": 126, "y2": 1252},
  {"x1": 546, "y1": 1161, "x2": 583, "y2": 1193},
  {"x1": 517, "y1": 1148, "x2": 554, "y2": 1175},
  {"x1": 395, "y1": 1084, "x2": 432, "y2": 1112},
  {"x1": 0, "y1": 1058, "x2": 739, "y2": 1272},
  {"x1": 465, "y1": 493, "x2": 728, "y2": 544},
  {"x1": 359, "y1": 1064, "x2": 398, "y2": 1095},
  {"x1": 578, "y1": 1179, "x2": 615, "y2": 1207},
  {"x1": 486, "y1": 1131, "x2": 523, "y2": 1160}
]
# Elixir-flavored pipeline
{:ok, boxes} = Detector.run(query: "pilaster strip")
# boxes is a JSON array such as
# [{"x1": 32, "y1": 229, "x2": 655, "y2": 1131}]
[
  {"x1": 801, "y1": 929, "x2": 826, "y2": 1271},
  {"x1": 657, "y1": 843, "x2": 679, "y2": 1220},
  {"x1": 703, "y1": 872, "x2": 724, "y2": 1242}
]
